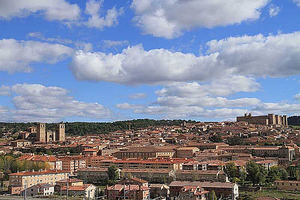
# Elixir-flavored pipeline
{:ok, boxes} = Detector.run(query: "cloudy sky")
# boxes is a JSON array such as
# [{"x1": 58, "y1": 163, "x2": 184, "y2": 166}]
[{"x1": 0, "y1": 0, "x2": 300, "y2": 122}]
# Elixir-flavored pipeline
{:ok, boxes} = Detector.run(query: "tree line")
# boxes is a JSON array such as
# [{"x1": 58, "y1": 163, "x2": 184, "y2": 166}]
[
  {"x1": 0, "y1": 119, "x2": 191, "y2": 136},
  {"x1": 0, "y1": 155, "x2": 50, "y2": 180},
  {"x1": 224, "y1": 161, "x2": 289, "y2": 186},
  {"x1": 288, "y1": 116, "x2": 300, "y2": 126}
]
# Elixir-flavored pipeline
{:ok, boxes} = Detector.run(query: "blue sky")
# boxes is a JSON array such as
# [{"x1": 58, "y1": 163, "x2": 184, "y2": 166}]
[{"x1": 0, "y1": 0, "x2": 300, "y2": 122}]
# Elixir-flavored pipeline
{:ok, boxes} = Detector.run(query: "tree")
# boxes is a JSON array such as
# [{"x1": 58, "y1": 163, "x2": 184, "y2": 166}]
[
  {"x1": 107, "y1": 165, "x2": 119, "y2": 184},
  {"x1": 224, "y1": 162, "x2": 239, "y2": 181},
  {"x1": 287, "y1": 165, "x2": 300, "y2": 180},
  {"x1": 246, "y1": 161, "x2": 267, "y2": 186},
  {"x1": 209, "y1": 134, "x2": 222, "y2": 143},
  {"x1": 227, "y1": 136, "x2": 244, "y2": 145},
  {"x1": 239, "y1": 168, "x2": 247, "y2": 185},
  {"x1": 267, "y1": 166, "x2": 288, "y2": 183},
  {"x1": 208, "y1": 190, "x2": 217, "y2": 200},
  {"x1": 191, "y1": 171, "x2": 197, "y2": 182}
]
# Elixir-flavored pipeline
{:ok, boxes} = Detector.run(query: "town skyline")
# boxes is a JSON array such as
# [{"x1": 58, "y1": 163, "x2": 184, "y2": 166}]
[{"x1": 0, "y1": 0, "x2": 300, "y2": 122}]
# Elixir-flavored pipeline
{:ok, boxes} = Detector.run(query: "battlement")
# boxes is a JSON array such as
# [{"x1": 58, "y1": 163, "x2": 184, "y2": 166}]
[{"x1": 237, "y1": 113, "x2": 288, "y2": 126}]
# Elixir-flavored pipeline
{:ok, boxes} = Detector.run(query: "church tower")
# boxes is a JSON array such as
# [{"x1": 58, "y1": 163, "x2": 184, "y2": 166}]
[
  {"x1": 56, "y1": 123, "x2": 65, "y2": 142},
  {"x1": 37, "y1": 123, "x2": 46, "y2": 143}
]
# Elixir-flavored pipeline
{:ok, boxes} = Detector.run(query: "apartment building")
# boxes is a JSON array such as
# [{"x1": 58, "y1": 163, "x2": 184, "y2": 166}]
[
  {"x1": 176, "y1": 147, "x2": 199, "y2": 158},
  {"x1": 11, "y1": 140, "x2": 32, "y2": 148},
  {"x1": 59, "y1": 156, "x2": 86, "y2": 174},
  {"x1": 177, "y1": 186, "x2": 208, "y2": 200},
  {"x1": 77, "y1": 168, "x2": 109, "y2": 184},
  {"x1": 112, "y1": 146, "x2": 175, "y2": 159},
  {"x1": 9, "y1": 170, "x2": 69, "y2": 195},
  {"x1": 55, "y1": 178, "x2": 96, "y2": 199},
  {"x1": 106, "y1": 184, "x2": 150, "y2": 200},
  {"x1": 175, "y1": 170, "x2": 228, "y2": 182},
  {"x1": 274, "y1": 180, "x2": 300, "y2": 191},
  {"x1": 169, "y1": 181, "x2": 238, "y2": 200},
  {"x1": 89, "y1": 158, "x2": 187, "y2": 170},
  {"x1": 220, "y1": 145, "x2": 295, "y2": 161}
]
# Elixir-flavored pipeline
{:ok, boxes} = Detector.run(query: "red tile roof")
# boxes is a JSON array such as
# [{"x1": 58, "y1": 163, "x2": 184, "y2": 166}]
[{"x1": 9, "y1": 170, "x2": 69, "y2": 176}]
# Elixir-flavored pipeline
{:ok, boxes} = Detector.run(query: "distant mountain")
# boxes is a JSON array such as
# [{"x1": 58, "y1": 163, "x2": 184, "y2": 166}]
[{"x1": 288, "y1": 116, "x2": 300, "y2": 126}]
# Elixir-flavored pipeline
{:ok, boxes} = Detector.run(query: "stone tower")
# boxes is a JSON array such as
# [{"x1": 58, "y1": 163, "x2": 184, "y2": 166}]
[
  {"x1": 56, "y1": 123, "x2": 65, "y2": 142},
  {"x1": 37, "y1": 123, "x2": 46, "y2": 143}
]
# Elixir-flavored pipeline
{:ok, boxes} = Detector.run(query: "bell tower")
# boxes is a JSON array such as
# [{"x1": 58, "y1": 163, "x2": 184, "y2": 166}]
[
  {"x1": 37, "y1": 123, "x2": 46, "y2": 143},
  {"x1": 56, "y1": 123, "x2": 65, "y2": 142}
]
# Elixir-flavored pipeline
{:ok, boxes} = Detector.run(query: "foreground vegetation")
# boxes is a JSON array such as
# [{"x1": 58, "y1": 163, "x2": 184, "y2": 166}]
[
  {"x1": 0, "y1": 155, "x2": 49, "y2": 181},
  {"x1": 240, "y1": 189, "x2": 300, "y2": 200}
]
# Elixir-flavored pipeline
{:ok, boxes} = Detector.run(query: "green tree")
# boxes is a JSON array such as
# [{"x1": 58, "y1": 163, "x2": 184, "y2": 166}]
[
  {"x1": 107, "y1": 165, "x2": 119, "y2": 184},
  {"x1": 209, "y1": 134, "x2": 222, "y2": 143},
  {"x1": 246, "y1": 161, "x2": 267, "y2": 186},
  {"x1": 287, "y1": 165, "x2": 300, "y2": 180},
  {"x1": 208, "y1": 190, "x2": 217, "y2": 200},
  {"x1": 224, "y1": 162, "x2": 239, "y2": 181},
  {"x1": 239, "y1": 168, "x2": 247, "y2": 185},
  {"x1": 267, "y1": 166, "x2": 288, "y2": 183},
  {"x1": 227, "y1": 136, "x2": 244, "y2": 145}
]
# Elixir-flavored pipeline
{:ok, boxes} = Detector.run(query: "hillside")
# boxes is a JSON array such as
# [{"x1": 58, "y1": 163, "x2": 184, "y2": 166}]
[
  {"x1": 288, "y1": 116, "x2": 300, "y2": 126},
  {"x1": 0, "y1": 119, "x2": 192, "y2": 136}
]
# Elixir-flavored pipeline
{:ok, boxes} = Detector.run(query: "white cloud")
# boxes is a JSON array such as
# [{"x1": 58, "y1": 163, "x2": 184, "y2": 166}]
[
  {"x1": 116, "y1": 103, "x2": 143, "y2": 110},
  {"x1": 131, "y1": 0, "x2": 270, "y2": 38},
  {"x1": 102, "y1": 40, "x2": 129, "y2": 48},
  {"x1": 84, "y1": 0, "x2": 123, "y2": 29},
  {"x1": 1, "y1": 83, "x2": 112, "y2": 122},
  {"x1": 0, "y1": 0, "x2": 80, "y2": 21},
  {"x1": 294, "y1": 0, "x2": 300, "y2": 6},
  {"x1": 206, "y1": 32, "x2": 300, "y2": 77},
  {"x1": 0, "y1": 39, "x2": 73, "y2": 73},
  {"x1": 295, "y1": 93, "x2": 300, "y2": 101},
  {"x1": 0, "y1": 0, "x2": 122, "y2": 30},
  {"x1": 157, "y1": 76, "x2": 259, "y2": 97},
  {"x1": 117, "y1": 78, "x2": 260, "y2": 119},
  {"x1": 0, "y1": 106, "x2": 8, "y2": 119},
  {"x1": 70, "y1": 45, "x2": 221, "y2": 84},
  {"x1": 0, "y1": 85, "x2": 11, "y2": 96},
  {"x1": 129, "y1": 93, "x2": 147, "y2": 99},
  {"x1": 118, "y1": 81, "x2": 300, "y2": 120},
  {"x1": 74, "y1": 42, "x2": 93, "y2": 52},
  {"x1": 28, "y1": 32, "x2": 93, "y2": 52},
  {"x1": 71, "y1": 32, "x2": 300, "y2": 85},
  {"x1": 269, "y1": 5, "x2": 280, "y2": 17},
  {"x1": 28, "y1": 32, "x2": 73, "y2": 44}
]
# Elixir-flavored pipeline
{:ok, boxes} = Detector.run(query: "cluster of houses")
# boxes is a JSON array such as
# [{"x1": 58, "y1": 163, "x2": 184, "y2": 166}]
[{"x1": 1, "y1": 118, "x2": 300, "y2": 199}]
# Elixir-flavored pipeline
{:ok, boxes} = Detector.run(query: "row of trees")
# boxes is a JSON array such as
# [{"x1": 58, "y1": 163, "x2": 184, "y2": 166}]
[
  {"x1": 0, "y1": 119, "x2": 192, "y2": 136},
  {"x1": 224, "y1": 161, "x2": 288, "y2": 186},
  {"x1": 288, "y1": 116, "x2": 300, "y2": 126},
  {"x1": 0, "y1": 155, "x2": 49, "y2": 180}
]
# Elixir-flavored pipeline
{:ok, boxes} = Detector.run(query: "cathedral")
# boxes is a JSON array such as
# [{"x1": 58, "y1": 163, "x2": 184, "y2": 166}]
[{"x1": 36, "y1": 123, "x2": 65, "y2": 143}]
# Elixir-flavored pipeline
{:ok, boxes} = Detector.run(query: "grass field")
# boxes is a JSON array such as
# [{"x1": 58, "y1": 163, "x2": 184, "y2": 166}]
[
  {"x1": 291, "y1": 125, "x2": 300, "y2": 130},
  {"x1": 240, "y1": 189, "x2": 300, "y2": 199}
]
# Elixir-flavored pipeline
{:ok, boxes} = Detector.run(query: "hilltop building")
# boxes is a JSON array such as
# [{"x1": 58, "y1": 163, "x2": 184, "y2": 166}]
[{"x1": 236, "y1": 113, "x2": 288, "y2": 126}]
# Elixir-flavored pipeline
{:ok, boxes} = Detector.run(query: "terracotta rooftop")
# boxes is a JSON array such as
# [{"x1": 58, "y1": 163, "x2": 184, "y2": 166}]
[
  {"x1": 106, "y1": 184, "x2": 149, "y2": 191},
  {"x1": 9, "y1": 170, "x2": 69, "y2": 176},
  {"x1": 169, "y1": 181, "x2": 235, "y2": 189},
  {"x1": 61, "y1": 184, "x2": 92, "y2": 191}
]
